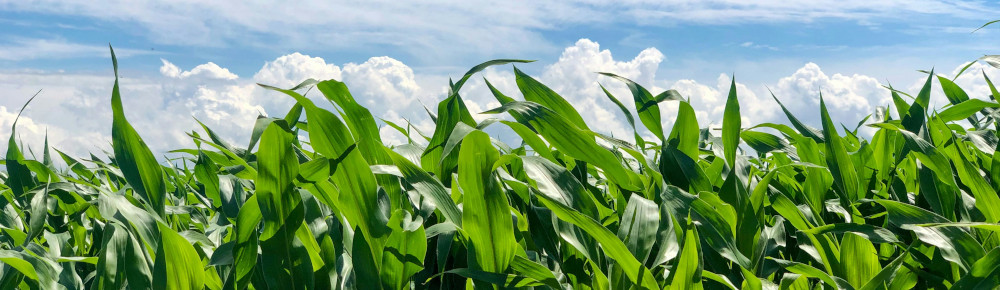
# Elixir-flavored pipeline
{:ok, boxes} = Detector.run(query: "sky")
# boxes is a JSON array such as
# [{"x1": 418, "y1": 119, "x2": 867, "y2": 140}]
[{"x1": 2, "y1": 1, "x2": 1000, "y2": 161}]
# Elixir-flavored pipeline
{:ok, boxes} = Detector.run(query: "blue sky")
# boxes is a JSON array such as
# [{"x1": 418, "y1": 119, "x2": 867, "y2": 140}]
[{"x1": 1, "y1": 1, "x2": 1000, "y2": 158}]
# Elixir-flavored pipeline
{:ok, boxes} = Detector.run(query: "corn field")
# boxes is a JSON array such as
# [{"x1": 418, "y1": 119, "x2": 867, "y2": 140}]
[{"x1": 3, "y1": 46, "x2": 1000, "y2": 289}]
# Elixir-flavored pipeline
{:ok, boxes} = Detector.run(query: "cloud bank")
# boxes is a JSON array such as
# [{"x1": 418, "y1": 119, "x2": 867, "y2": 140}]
[{"x1": 2, "y1": 39, "x2": 998, "y2": 164}]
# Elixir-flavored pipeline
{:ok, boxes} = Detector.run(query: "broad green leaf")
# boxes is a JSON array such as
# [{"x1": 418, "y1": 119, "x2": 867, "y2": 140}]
[
  {"x1": 800, "y1": 224, "x2": 900, "y2": 244},
  {"x1": 484, "y1": 101, "x2": 641, "y2": 190},
  {"x1": 352, "y1": 226, "x2": 382, "y2": 290},
  {"x1": 5, "y1": 91, "x2": 39, "y2": 199},
  {"x1": 666, "y1": 219, "x2": 703, "y2": 290},
  {"x1": 521, "y1": 156, "x2": 602, "y2": 219},
  {"x1": 771, "y1": 91, "x2": 824, "y2": 143},
  {"x1": 876, "y1": 200, "x2": 984, "y2": 271},
  {"x1": 387, "y1": 149, "x2": 463, "y2": 227},
  {"x1": 459, "y1": 130, "x2": 518, "y2": 273},
  {"x1": 952, "y1": 247, "x2": 1000, "y2": 289},
  {"x1": 109, "y1": 46, "x2": 167, "y2": 216},
  {"x1": 194, "y1": 151, "x2": 221, "y2": 208},
  {"x1": 230, "y1": 195, "x2": 260, "y2": 290},
  {"x1": 937, "y1": 75, "x2": 970, "y2": 105},
  {"x1": 839, "y1": 233, "x2": 880, "y2": 288},
  {"x1": 534, "y1": 186, "x2": 658, "y2": 289},
  {"x1": 153, "y1": 223, "x2": 205, "y2": 290},
  {"x1": 820, "y1": 94, "x2": 860, "y2": 202},
  {"x1": 769, "y1": 258, "x2": 852, "y2": 290},
  {"x1": 509, "y1": 256, "x2": 561, "y2": 289},
  {"x1": 514, "y1": 67, "x2": 590, "y2": 130},
  {"x1": 858, "y1": 250, "x2": 908, "y2": 290},
  {"x1": 380, "y1": 211, "x2": 427, "y2": 290},
  {"x1": 255, "y1": 121, "x2": 301, "y2": 240},
  {"x1": 96, "y1": 221, "x2": 153, "y2": 289},
  {"x1": 316, "y1": 80, "x2": 404, "y2": 210},
  {"x1": 722, "y1": 77, "x2": 741, "y2": 168},
  {"x1": 421, "y1": 91, "x2": 476, "y2": 181},
  {"x1": 600, "y1": 84, "x2": 644, "y2": 147},
  {"x1": 936, "y1": 99, "x2": 999, "y2": 122},
  {"x1": 668, "y1": 100, "x2": 700, "y2": 160},
  {"x1": 0, "y1": 249, "x2": 60, "y2": 290},
  {"x1": 616, "y1": 195, "x2": 659, "y2": 263},
  {"x1": 261, "y1": 84, "x2": 387, "y2": 244}
]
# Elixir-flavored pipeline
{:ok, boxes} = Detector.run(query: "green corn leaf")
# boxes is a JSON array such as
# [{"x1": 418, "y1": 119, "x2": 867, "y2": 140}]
[
  {"x1": 194, "y1": 151, "x2": 221, "y2": 208},
  {"x1": 387, "y1": 149, "x2": 463, "y2": 227},
  {"x1": 452, "y1": 59, "x2": 534, "y2": 92},
  {"x1": 0, "y1": 249, "x2": 60, "y2": 290},
  {"x1": 459, "y1": 130, "x2": 518, "y2": 273},
  {"x1": 771, "y1": 90, "x2": 825, "y2": 143},
  {"x1": 666, "y1": 218, "x2": 703, "y2": 290},
  {"x1": 5, "y1": 91, "x2": 39, "y2": 199},
  {"x1": 509, "y1": 256, "x2": 561, "y2": 289},
  {"x1": 421, "y1": 92, "x2": 476, "y2": 180},
  {"x1": 380, "y1": 211, "x2": 427, "y2": 290},
  {"x1": 936, "y1": 99, "x2": 1000, "y2": 122},
  {"x1": 260, "y1": 84, "x2": 388, "y2": 244},
  {"x1": 722, "y1": 77, "x2": 741, "y2": 168},
  {"x1": 600, "y1": 84, "x2": 643, "y2": 146},
  {"x1": 109, "y1": 45, "x2": 167, "y2": 217},
  {"x1": 514, "y1": 67, "x2": 590, "y2": 130},
  {"x1": 153, "y1": 223, "x2": 205, "y2": 290},
  {"x1": 769, "y1": 258, "x2": 853, "y2": 289},
  {"x1": 820, "y1": 94, "x2": 860, "y2": 202},
  {"x1": 483, "y1": 101, "x2": 641, "y2": 191},
  {"x1": 534, "y1": 184, "x2": 658, "y2": 289},
  {"x1": 599, "y1": 72, "x2": 665, "y2": 141},
  {"x1": 800, "y1": 224, "x2": 900, "y2": 244},
  {"x1": 668, "y1": 100, "x2": 701, "y2": 161},
  {"x1": 616, "y1": 195, "x2": 659, "y2": 263},
  {"x1": 952, "y1": 247, "x2": 1000, "y2": 289},
  {"x1": 230, "y1": 194, "x2": 260, "y2": 290},
  {"x1": 316, "y1": 80, "x2": 404, "y2": 210},
  {"x1": 876, "y1": 200, "x2": 985, "y2": 271},
  {"x1": 839, "y1": 233, "x2": 881, "y2": 288}
]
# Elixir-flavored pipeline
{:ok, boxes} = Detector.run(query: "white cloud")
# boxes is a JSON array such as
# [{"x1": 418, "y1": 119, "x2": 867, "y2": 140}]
[
  {"x1": 6, "y1": 39, "x2": 1000, "y2": 163},
  {"x1": 538, "y1": 39, "x2": 664, "y2": 135},
  {"x1": 342, "y1": 57, "x2": 422, "y2": 113},
  {"x1": 0, "y1": 51, "x2": 445, "y2": 157},
  {"x1": 253, "y1": 53, "x2": 342, "y2": 88},
  {"x1": 771, "y1": 62, "x2": 886, "y2": 126},
  {"x1": 738, "y1": 41, "x2": 779, "y2": 51},
  {"x1": 161, "y1": 60, "x2": 239, "y2": 80}
]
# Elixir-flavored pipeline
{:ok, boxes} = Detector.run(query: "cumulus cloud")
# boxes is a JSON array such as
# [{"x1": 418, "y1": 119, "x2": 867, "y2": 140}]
[
  {"x1": 668, "y1": 73, "x2": 770, "y2": 130},
  {"x1": 253, "y1": 53, "x2": 342, "y2": 88},
  {"x1": 0, "y1": 51, "x2": 444, "y2": 158},
  {"x1": 342, "y1": 57, "x2": 422, "y2": 112},
  {"x1": 161, "y1": 60, "x2": 239, "y2": 80},
  {"x1": 770, "y1": 62, "x2": 886, "y2": 126},
  {"x1": 6, "y1": 39, "x2": 998, "y2": 163}
]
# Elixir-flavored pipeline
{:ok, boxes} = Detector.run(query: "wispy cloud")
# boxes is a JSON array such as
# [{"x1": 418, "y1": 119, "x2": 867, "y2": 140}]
[
  {"x1": 0, "y1": 0, "x2": 994, "y2": 62},
  {"x1": 739, "y1": 42, "x2": 780, "y2": 51},
  {"x1": 0, "y1": 38, "x2": 155, "y2": 61}
]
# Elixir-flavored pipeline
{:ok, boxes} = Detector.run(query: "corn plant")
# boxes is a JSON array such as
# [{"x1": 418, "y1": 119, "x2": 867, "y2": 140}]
[{"x1": 3, "y1": 45, "x2": 1000, "y2": 289}]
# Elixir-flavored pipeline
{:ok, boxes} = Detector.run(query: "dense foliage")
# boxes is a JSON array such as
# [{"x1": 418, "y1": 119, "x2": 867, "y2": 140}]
[{"x1": 3, "y1": 46, "x2": 1000, "y2": 289}]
